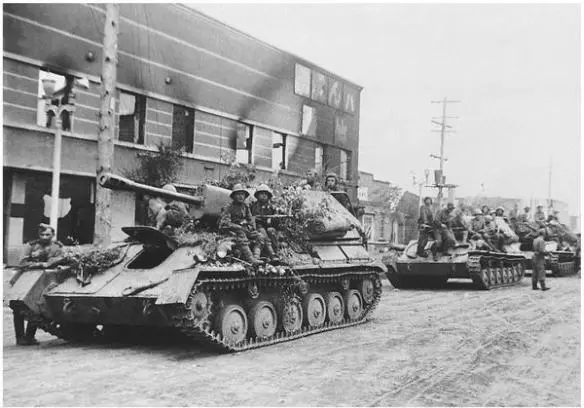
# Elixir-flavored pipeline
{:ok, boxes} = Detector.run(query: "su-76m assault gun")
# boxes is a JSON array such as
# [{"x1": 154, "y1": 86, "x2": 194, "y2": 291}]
[{"x1": 7, "y1": 174, "x2": 385, "y2": 352}]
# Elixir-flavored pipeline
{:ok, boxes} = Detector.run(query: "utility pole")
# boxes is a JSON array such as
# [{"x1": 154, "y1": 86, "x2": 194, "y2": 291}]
[
  {"x1": 429, "y1": 97, "x2": 460, "y2": 207},
  {"x1": 94, "y1": 4, "x2": 119, "y2": 246},
  {"x1": 547, "y1": 155, "x2": 553, "y2": 211}
]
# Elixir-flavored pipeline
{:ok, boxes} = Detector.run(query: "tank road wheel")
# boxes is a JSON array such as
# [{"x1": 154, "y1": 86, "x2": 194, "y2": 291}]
[
  {"x1": 248, "y1": 301, "x2": 277, "y2": 340},
  {"x1": 502, "y1": 267, "x2": 510, "y2": 284},
  {"x1": 495, "y1": 268, "x2": 503, "y2": 285},
  {"x1": 188, "y1": 291, "x2": 212, "y2": 328},
  {"x1": 344, "y1": 289, "x2": 364, "y2": 321},
  {"x1": 216, "y1": 305, "x2": 248, "y2": 345},
  {"x1": 361, "y1": 278, "x2": 376, "y2": 304},
  {"x1": 512, "y1": 265, "x2": 519, "y2": 282},
  {"x1": 281, "y1": 297, "x2": 303, "y2": 334},
  {"x1": 302, "y1": 293, "x2": 326, "y2": 328},
  {"x1": 488, "y1": 268, "x2": 497, "y2": 285},
  {"x1": 516, "y1": 262, "x2": 525, "y2": 279},
  {"x1": 325, "y1": 292, "x2": 345, "y2": 325},
  {"x1": 480, "y1": 268, "x2": 491, "y2": 288}
]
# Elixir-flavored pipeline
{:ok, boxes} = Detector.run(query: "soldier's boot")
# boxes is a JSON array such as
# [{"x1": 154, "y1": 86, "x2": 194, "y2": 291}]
[
  {"x1": 265, "y1": 243, "x2": 279, "y2": 262},
  {"x1": 532, "y1": 281, "x2": 539, "y2": 290},
  {"x1": 241, "y1": 245, "x2": 261, "y2": 266},
  {"x1": 540, "y1": 280, "x2": 551, "y2": 291}
]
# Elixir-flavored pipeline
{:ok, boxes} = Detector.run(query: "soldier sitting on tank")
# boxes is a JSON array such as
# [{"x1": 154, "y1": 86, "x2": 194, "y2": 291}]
[
  {"x1": 433, "y1": 202, "x2": 456, "y2": 260},
  {"x1": 451, "y1": 205, "x2": 470, "y2": 244},
  {"x1": 324, "y1": 172, "x2": 341, "y2": 192},
  {"x1": 416, "y1": 197, "x2": 436, "y2": 258},
  {"x1": 250, "y1": 184, "x2": 280, "y2": 262},
  {"x1": 219, "y1": 184, "x2": 262, "y2": 265},
  {"x1": 534, "y1": 205, "x2": 546, "y2": 227},
  {"x1": 470, "y1": 233, "x2": 496, "y2": 251},
  {"x1": 482, "y1": 215, "x2": 504, "y2": 251},
  {"x1": 517, "y1": 206, "x2": 531, "y2": 223},
  {"x1": 9, "y1": 224, "x2": 65, "y2": 345}
]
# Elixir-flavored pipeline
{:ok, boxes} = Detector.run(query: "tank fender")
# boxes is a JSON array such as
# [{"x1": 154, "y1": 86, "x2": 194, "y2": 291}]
[
  {"x1": 155, "y1": 267, "x2": 201, "y2": 305},
  {"x1": 370, "y1": 259, "x2": 388, "y2": 273},
  {"x1": 8, "y1": 268, "x2": 71, "y2": 315}
]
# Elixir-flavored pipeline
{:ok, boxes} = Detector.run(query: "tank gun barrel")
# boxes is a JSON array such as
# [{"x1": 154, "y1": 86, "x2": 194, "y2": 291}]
[{"x1": 98, "y1": 173, "x2": 205, "y2": 205}]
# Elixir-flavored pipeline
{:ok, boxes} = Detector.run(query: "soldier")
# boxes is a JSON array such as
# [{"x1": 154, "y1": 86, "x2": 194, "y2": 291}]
[
  {"x1": 547, "y1": 209, "x2": 560, "y2": 223},
  {"x1": 433, "y1": 202, "x2": 456, "y2": 259},
  {"x1": 470, "y1": 233, "x2": 496, "y2": 251},
  {"x1": 481, "y1": 205, "x2": 490, "y2": 216},
  {"x1": 10, "y1": 224, "x2": 65, "y2": 345},
  {"x1": 416, "y1": 197, "x2": 435, "y2": 258},
  {"x1": 532, "y1": 229, "x2": 550, "y2": 291},
  {"x1": 534, "y1": 205, "x2": 546, "y2": 226},
  {"x1": 324, "y1": 172, "x2": 340, "y2": 192},
  {"x1": 483, "y1": 215, "x2": 503, "y2": 251},
  {"x1": 451, "y1": 204, "x2": 470, "y2": 244},
  {"x1": 517, "y1": 206, "x2": 531, "y2": 223},
  {"x1": 250, "y1": 184, "x2": 279, "y2": 261},
  {"x1": 158, "y1": 184, "x2": 189, "y2": 236},
  {"x1": 219, "y1": 184, "x2": 261, "y2": 265},
  {"x1": 470, "y1": 209, "x2": 485, "y2": 235}
]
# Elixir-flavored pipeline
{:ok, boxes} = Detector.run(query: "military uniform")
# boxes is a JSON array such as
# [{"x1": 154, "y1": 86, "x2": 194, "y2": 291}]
[
  {"x1": 534, "y1": 210, "x2": 546, "y2": 226},
  {"x1": 11, "y1": 238, "x2": 65, "y2": 346},
  {"x1": 532, "y1": 235, "x2": 549, "y2": 290},
  {"x1": 219, "y1": 201, "x2": 261, "y2": 262},
  {"x1": 416, "y1": 205, "x2": 436, "y2": 257},
  {"x1": 250, "y1": 201, "x2": 278, "y2": 258},
  {"x1": 435, "y1": 207, "x2": 456, "y2": 254}
]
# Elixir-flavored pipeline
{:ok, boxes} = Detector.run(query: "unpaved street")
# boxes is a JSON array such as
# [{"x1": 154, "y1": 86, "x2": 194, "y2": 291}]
[{"x1": 3, "y1": 275, "x2": 581, "y2": 407}]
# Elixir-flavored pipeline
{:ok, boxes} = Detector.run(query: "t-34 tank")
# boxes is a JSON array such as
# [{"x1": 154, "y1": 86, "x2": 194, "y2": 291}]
[
  {"x1": 7, "y1": 174, "x2": 385, "y2": 352},
  {"x1": 386, "y1": 238, "x2": 526, "y2": 290}
]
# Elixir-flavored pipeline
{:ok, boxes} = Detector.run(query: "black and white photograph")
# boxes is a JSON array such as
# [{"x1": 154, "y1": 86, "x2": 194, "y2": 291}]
[{"x1": 2, "y1": 3, "x2": 581, "y2": 407}]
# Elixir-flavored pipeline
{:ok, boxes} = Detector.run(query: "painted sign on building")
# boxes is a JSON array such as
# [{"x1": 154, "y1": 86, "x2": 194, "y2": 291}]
[
  {"x1": 311, "y1": 71, "x2": 328, "y2": 104},
  {"x1": 328, "y1": 78, "x2": 343, "y2": 109}
]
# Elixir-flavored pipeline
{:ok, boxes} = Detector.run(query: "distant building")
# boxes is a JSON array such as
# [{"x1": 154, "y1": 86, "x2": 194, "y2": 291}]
[
  {"x1": 3, "y1": 4, "x2": 363, "y2": 263},
  {"x1": 357, "y1": 171, "x2": 419, "y2": 254}
]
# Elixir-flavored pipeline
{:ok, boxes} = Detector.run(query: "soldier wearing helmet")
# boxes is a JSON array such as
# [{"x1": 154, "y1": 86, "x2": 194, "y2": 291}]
[
  {"x1": 324, "y1": 172, "x2": 340, "y2": 192},
  {"x1": 517, "y1": 206, "x2": 531, "y2": 223},
  {"x1": 251, "y1": 184, "x2": 279, "y2": 261},
  {"x1": 470, "y1": 209, "x2": 485, "y2": 236},
  {"x1": 416, "y1": 196, "x2": 436, "y2": 258},
  {"x1": 433, "y1": 202, "x2": 456, "y2": 259},
  {"x1": 532, "y1": 229, "x2": 551, "y2": 291},
  {"x1": 219, "y1": 184, "x2": 261, "y2": 265},
  {"x1": 534, "y1": 204, "x2": 546, "y2": 226}
]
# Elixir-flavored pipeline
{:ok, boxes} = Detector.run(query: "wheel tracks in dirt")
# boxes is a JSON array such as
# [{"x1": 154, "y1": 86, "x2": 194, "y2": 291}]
[{"x1": 369, "y1": 293, "x2": 576, "y2": 406}]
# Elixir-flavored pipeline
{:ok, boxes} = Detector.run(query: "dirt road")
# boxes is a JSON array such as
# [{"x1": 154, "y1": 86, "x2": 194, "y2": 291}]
[{"x1": 3, "y1": 275, "x2": 580, "y2": 407}]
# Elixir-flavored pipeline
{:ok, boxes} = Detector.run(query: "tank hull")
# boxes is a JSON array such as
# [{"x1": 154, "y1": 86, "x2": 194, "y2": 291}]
[
  {"x1": 7, "y1": 227, "x2": 385, "y2": 352},
  {"x1": 522, "y1": 250, "x2": 577, "y2": 277},
  {"x1": 390, "y1": 241, "x2": 526, "y2": 290}
]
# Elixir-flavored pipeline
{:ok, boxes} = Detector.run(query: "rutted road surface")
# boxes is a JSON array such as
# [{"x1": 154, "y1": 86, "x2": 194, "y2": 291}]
[{"x1": 3, "y1": 275, "x2": 580, "y2": 407}]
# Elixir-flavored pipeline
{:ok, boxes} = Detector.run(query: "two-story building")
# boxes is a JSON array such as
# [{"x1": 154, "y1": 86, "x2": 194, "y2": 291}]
[{"x1": 3, "y1": 4, "x2": 363, "y2": 263}]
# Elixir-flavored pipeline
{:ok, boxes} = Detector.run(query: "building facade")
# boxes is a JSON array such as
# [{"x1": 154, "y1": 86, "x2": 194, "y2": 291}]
[
  {"x1": 3, "y1": 4, "x2": 363, "y2": 263},
  {"x1": 357, "y1": 172, "x2": 419, "y2": 254}
]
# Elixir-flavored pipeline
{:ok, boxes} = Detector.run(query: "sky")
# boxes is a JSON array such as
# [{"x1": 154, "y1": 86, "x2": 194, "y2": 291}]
[{"x1": 192, "y1": 3, "x2": 580, "y2": 215}]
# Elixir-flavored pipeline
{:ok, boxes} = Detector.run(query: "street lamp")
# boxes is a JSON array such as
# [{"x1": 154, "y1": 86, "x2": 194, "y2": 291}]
[{"x1": 40, "y1": 75, "x2": 88, "y2": 236}]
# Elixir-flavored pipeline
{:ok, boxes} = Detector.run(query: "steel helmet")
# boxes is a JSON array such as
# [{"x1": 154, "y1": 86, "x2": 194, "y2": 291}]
[
  {"x1": 254, "y1": 184, "x2": 273, "y2": 199},
  {"x1": 230, "y1": 183, "x2": 250, "y2": 199},
  {"x1": 162, "y1": 184, "x2": 177, "y2": 193},
  {"x1": 472, "y1": 208, "x2": 482, "y2": 216}
]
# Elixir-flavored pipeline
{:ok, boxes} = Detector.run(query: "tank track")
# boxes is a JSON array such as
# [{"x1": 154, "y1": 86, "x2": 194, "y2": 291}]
[
  {"x1": 174, "y1": 270, "x2": 383, "y2": 352},
  {"x1": 467, "y1": 254, "x2": 526, "y2": 290}
]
